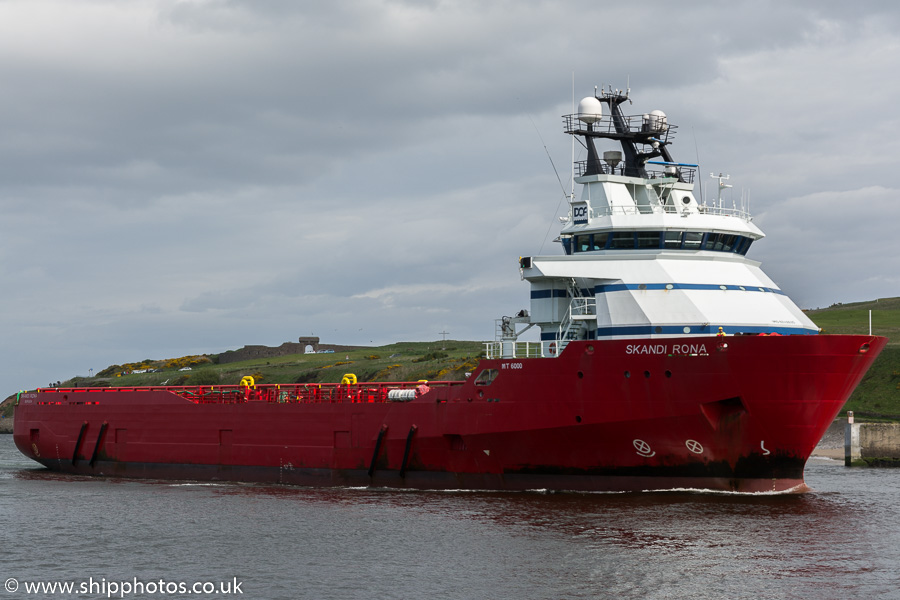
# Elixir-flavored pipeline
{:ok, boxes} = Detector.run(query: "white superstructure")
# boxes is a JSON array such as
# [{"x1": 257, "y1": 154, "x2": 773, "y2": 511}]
[{"x1": 491, "y1": 86, "x2": 817, "y2": 358}]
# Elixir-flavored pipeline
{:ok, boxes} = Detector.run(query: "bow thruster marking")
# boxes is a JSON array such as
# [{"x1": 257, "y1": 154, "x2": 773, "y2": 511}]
[
  {"x1": 633, "y1": 439, "x2": 655, "y2": 457},
  {"x1": 685, "y1": 439, "x2": 704, "y2": 454}
]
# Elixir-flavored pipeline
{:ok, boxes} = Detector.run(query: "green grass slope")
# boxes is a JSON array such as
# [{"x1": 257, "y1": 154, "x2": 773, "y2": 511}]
[
  {"x1": 806, "y1": 296, "x2": 900, "y2": 341},
  {"x1": 55, "y1": 340, "x2": 484, "y2": 390},
  {"x1": 806, "y1": 297, "x2": 900, "y2": 420}
]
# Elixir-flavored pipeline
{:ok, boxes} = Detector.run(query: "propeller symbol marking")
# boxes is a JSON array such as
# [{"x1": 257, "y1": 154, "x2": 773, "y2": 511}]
[{"x1": 633, "y1": 439, "x2": 655, "y2": 457}]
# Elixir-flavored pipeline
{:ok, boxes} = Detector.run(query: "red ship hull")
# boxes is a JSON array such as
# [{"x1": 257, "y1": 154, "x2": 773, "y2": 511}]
[{"x1": 14, "y1": 335, "x2": 885, "y2": 493}]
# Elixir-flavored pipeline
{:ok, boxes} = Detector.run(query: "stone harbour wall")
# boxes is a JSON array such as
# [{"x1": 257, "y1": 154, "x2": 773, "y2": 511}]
[{"x1": 845, "y1": 418, "x2": 900, "y2": 466}]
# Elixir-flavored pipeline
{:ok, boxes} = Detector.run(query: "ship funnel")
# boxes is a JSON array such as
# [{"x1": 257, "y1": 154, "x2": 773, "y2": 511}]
[
  {"x1": 577, "y1": 97, "x2": 603, "y2": 124},
  {"x1": 603, "y1": 151, "x2": 622, "y2": 170}
]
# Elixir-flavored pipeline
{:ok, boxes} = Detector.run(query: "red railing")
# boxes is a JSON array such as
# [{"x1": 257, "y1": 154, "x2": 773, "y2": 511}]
[{"x1": 35, "y1": 380, "x2": 466, "y2": 405}]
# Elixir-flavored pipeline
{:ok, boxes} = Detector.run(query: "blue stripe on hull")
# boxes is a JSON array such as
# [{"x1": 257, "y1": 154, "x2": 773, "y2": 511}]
[{"x1": 593, "y1": 283, "x2": 786, "y2": 295}]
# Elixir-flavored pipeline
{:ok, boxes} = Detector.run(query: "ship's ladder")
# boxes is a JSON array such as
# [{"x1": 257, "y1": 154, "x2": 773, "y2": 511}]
[{"x1": 556, "y1": 279, "x2": 597, "y2": 354}]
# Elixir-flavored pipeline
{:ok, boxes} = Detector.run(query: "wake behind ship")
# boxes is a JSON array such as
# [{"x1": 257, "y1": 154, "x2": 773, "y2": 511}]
[{"x1": 14, "y1": 86, "x2": 886, "y2": 493}]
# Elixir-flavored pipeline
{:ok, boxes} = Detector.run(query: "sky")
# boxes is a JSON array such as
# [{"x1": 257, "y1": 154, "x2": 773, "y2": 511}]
[{"x1": 2, "y1": 0, "x2": 899, "y2": 391}]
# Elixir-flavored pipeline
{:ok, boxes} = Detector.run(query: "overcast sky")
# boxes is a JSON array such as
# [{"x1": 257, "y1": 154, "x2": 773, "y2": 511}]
[{"x1": 2, "y1": 0, "x2": 899, "y2": 391}]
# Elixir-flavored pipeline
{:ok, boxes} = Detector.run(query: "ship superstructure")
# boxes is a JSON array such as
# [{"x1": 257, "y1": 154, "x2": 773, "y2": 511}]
[{"x1": 492, "y1": 87, "x2": 817, "y2": 359}]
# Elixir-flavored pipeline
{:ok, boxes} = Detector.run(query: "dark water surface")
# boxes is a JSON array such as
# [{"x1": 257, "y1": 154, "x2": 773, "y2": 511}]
[{"x1": 1, "y1": 435, "x2": 898, "y2": 600}]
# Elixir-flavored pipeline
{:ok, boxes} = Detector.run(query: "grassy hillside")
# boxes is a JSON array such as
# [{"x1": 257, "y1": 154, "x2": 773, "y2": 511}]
[
  {"x1": 806, "y1": 297, "x2": 900, "y2": 341},
  {"x1": 806, "y1": 297, "x2": 900, "y2": 420},
  {"x1": 53, "y1": 340, "x2": 484, "y2": 390}
]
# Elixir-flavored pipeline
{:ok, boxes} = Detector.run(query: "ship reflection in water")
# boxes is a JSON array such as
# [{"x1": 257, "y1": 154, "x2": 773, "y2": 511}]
[{"x1": 5, "y1": 436, "x2": 897, "y2": 599}]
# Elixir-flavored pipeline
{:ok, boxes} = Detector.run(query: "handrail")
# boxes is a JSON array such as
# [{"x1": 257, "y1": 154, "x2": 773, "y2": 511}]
[
  {"x1": 574, "y1": 161, "x2": 696, "y2": 183},
  {"x1": 578, "y1": 203, "x2": 751, "y2": 220},
  {"x1": 483, "y1": 341, "x2": 552, "y2": 360},
  {"x1": 33, "y1": 380, "x2": 466, "y2": 405}
]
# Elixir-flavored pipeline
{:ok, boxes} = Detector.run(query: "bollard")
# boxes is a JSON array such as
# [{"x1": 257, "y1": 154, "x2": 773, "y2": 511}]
[{"x1": 845, "y1": 412, "x2": 860, "y2": 467}]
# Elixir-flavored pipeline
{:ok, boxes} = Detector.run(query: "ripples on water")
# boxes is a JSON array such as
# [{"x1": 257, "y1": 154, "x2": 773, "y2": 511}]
[{"x1": 2, "y1": 437, "x2": 898, "y2": 600}]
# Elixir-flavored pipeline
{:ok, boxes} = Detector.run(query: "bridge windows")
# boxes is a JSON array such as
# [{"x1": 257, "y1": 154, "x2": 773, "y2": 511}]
[
  {"x1": 703, "y1": 232, "x2": 737, "y2": 251},
  {"x1": 637, "y1": 231, "x2": 663, "y2": 249},
  {"x1": 683, "y1": 232, "x2": 704, "y2": 249},
  {"x1": 592, "y1": 233, "x2": 609, "y2": 250},
  {"x1": 664, "y1": 231, "x2": 683, "y2": 248},
  {"x1": 610, "y1": 232, "x2": 636, "y2": 249},
  {"x1": 572, "y1": 232, "x2": 611, "y2": 253},
  {"x1": 566, "y1": 230, "x2": 754, "y2": 255},
  {"x1": 575, "y1": 234, "x2": 591, "y2": 253}
]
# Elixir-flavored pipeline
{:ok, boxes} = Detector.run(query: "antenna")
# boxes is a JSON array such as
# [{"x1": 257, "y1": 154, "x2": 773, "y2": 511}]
[
  {"x1": 692, "y1": 126, "x2": 703, "y2": 203},
  {"x1": 711, "y1": 172, "x2": 732, "y2": 210},
  {"x1": 529, "y1": 113, "x2": 568, "y2": 256},
  {"x1": 571, "y1": 72, "x2": 575, "y2": 199}
]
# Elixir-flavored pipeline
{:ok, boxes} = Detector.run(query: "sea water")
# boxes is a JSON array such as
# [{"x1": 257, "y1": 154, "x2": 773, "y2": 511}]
[{"x1": 1, "y1": 435, "x2": 898, "y2": 599}]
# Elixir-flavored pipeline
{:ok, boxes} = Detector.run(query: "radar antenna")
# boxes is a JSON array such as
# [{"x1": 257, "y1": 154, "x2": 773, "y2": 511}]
[{"x1": 711, "y1": 172, "x2": 732, "y2": 210}]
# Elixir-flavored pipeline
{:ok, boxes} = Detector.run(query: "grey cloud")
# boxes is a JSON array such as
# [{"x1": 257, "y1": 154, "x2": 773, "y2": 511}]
[{"x1": 2, "y1": 0, "x2": 899, "y2": 391}]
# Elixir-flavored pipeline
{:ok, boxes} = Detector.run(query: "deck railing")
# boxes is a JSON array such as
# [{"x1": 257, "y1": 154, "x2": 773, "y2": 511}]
[
  {"x1": 483, "y1": 341, "x2": 555, "y2": 359},
  {"x1": 580, "y1": 203, "x2": 750, "y2": 220},
  {"x1": 34, "y1": 380, "x2": 466, "y2": 405}
]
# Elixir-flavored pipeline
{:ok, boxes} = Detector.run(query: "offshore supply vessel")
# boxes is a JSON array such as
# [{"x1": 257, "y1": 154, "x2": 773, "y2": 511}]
[{"x1": 14, "y1": 87, "x2": 886, "y2": 493}]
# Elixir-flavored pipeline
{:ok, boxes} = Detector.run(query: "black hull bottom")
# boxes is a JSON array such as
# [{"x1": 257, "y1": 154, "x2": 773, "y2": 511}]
[{"x1": 28, "y1": 458, "x2": 809, "y2": 494}]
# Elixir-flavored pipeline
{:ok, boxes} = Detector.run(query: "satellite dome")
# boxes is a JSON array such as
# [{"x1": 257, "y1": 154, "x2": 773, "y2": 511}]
[
  {"x1": 646, "y1": 109, "x2": 668, "y2": 132},
  {"x1": 577, "y1": 97, "x2": 603, "y2": 124}
]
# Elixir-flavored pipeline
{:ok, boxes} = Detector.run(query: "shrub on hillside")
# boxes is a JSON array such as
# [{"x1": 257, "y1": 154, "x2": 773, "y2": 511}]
[
  {"x1": 97, "y1": 365, "x2": 122, "y2": 378},
  {"x1": 294, "y1": 371, "x2": 319, "y2": 384},
  {"x1": 189, "y1": 370, "x2": 221, "y2": 386},
  {"x1": 412, "y1": 352, "x2": 449, "y2": 363}
]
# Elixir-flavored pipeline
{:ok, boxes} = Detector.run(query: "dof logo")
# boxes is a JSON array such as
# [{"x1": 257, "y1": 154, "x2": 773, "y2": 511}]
[{"x1": 573, "y1": 205, "x2": 588, "y2": 222}]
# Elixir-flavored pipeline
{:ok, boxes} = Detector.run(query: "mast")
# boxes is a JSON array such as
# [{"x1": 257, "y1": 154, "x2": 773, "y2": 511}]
[{"x1": 566, "y1": 85, "x2": 680, "y2": 181}]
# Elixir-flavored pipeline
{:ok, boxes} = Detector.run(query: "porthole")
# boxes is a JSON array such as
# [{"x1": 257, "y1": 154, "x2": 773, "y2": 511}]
[
  {"x1": 683, "y1": 326, "x2": 691, "y2": 334},
  {"x1": 719, "y1": 285, "x2": 727, "y2": 290},
  {"x1": 655, "y1": 326, "x2": 663, "y2": 334},
  {"x1": 624, "y1": 371, "x2": 631, "y2": 378},
  {"x1": 644, "y1": 371, "x2": 650, "y2": 378},
  {"x1": 665, "y1": 370, "x2": 672, "y2": 378},
  {"x1": 665, "y1": 284, "x2": 674, "y2": 290},
  {"x1": 575, "y1": 415, "x2": 582, "y2": 423},
  {"x1": 577, "y1": 371, "x2": 584, "y2": 379}
]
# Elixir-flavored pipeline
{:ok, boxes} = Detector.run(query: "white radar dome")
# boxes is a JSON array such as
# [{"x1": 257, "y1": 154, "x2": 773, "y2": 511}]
[
  {"x1": 646, "y1": 109, "x2": 668, "y2": 132},
  {"x1": 577, "y1": 97, "x2": 603, "y2": 124}
]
